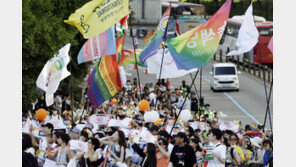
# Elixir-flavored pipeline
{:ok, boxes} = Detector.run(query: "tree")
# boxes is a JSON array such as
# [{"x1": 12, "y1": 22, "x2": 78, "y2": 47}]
[{"x1": 22, "y1": 0, "x2": 89, "y2": 111}]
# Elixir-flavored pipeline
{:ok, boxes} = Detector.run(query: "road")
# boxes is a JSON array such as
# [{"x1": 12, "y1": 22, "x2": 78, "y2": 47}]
[{"x1": 122, "y1": 36, "x2": 273, "y2": 129}]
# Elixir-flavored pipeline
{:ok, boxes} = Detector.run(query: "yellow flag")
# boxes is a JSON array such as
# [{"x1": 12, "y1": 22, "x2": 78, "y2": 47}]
[{"x1": 65, "y1": 0, "x2": 129, "y2": 39}]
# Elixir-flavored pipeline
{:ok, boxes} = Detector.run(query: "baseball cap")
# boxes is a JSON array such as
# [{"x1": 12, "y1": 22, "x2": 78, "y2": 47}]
[{"x1": 70, "y1": 128, "x2": 81, "y2": 134}]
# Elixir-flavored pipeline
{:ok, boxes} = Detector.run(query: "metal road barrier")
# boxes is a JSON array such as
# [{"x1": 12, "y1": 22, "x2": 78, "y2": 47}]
[{"x1": 213, "y1": 51, "x2": 273, "y2": 83}]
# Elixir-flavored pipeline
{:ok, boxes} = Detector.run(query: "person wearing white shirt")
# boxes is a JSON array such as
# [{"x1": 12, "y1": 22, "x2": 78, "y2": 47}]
[{"x1": 207, "y1": 128, "x2": 226, "y2": 167}]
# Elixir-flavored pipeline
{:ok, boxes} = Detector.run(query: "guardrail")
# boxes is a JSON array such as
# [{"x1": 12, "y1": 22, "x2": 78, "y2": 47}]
[{"x1": 213, "y1": 50, "x2": 273, "y2": 83}]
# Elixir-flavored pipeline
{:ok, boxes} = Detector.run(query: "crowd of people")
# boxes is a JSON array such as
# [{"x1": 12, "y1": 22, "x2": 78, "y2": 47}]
[{"x1": 22, "y1": 78, "x2": 273, "y2": 167}]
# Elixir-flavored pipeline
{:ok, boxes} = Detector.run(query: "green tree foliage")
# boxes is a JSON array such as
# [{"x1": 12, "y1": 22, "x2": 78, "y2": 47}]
[
  {"x1": 184, "y1": 0, "x2": 273, "y2": 21},
  {"x1": 22, "y1": 0, "x2": 90, "y2": 111}
]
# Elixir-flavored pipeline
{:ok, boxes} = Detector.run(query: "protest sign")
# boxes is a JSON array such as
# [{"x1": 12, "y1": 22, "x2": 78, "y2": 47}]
[
  {"x1": 51, "y1": 120, "x2": 67, "y2": 129},
  {"x1": 69, "y1": 140, "x2": 89, "y2": 152},
  {"x1": 218, "y1": 120, "x2": 239, "y2": 133},
  {"x1": 87, "y1": 114, "x2": 110, "y2": 125},
  {"x1": 189, "y1": 121, "x2": 199, "y2": 130},
  {"x1": 140, "y1": 127, "x2": 156, "y2": 143}
]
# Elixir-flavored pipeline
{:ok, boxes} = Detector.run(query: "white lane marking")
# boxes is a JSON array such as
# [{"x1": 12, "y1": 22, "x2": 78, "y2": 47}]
[{"x1": 195, "y1": 73, "x2": 261, "y2": 124}]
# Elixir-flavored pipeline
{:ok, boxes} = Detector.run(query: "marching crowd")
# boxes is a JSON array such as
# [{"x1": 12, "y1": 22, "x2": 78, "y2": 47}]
[{"x1": 22, "y1": 79, "x2": 273, "y2": 167}]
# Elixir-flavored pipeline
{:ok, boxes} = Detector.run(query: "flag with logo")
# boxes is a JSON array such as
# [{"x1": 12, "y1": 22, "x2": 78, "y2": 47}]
[
  {"x1": 87, "y1": 55, "x2": 123, "y2": 108},
  {"x1": 65, "y1": 0, "x2": 129, "y2": 39},
  {"x1": 77, "y1": 26, "x2": 116, "y2": 64},
  {"x1": 227, "y1": 4, "x2": 259, "y2": 56},
  {"x1": 147, "y1": 48, "x2": 197, "y2": 79},
  {"x1": 139, "y1": 5, "x2": 171, "y2": 63},
  {"x1": 36, "y1": 44, "x2": 71, "y2": 106},
  {"x1": 167, "y1": 0, "x2": 231, "y2": 70}
]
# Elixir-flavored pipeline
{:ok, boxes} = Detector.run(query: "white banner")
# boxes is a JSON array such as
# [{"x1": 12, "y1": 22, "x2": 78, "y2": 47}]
[
  {"x1": 227, "y1": 4, "x2": 259, "y2": 56},
  {"x1": 218, "y1": 120, "x2": 239, "y2": 133},
  {"x1": 140, "y1": 127, "x2": 156, "y2": 143},
  {"x1": 107, "y1": 118, "x2": 131, "y2": 128},
  {"x1": 50, "y1": 120, "x2": 67, "y2": 129},
  {"x1": 147, "y1": 48, "x2": 198, "y2": 79},
  {"x1": 87, "y1": 114, "x2": 110, "y2": 125},
  {"x1": 69, "y1": 140, "x2": 89, "y2": 152},
  {"x1": 36, "y1": 43, "x2": 71, "y2": 106}
]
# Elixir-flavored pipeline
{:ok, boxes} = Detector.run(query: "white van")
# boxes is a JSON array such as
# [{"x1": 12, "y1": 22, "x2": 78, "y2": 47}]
[{"x1": 210, "y1": 63, "x2": 241, "y2": 92}]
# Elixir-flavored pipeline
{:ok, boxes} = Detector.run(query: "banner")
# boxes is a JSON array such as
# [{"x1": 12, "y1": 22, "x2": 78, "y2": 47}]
[
  {"x1": 107, "y1": 118, "x2": 131, "y2": 128},
  {"x1": 139, "y1": 5, "x2": 171, "y2": 63},
  {"x1": 36, "y1": 44, "x2": 71, "y2": 106},
  {"x1": 51, "y1": 120, "x2": 67, "y2": 129},
  {"x1": 69, "y1": 140, "x2": 89, "y2": 152},
  {"x1": 22, "y1": 118, "x2": 32, "y2": 133},
  {"x1": 140, "y1": 127, "x2": 156, "y2": 143},
  {"x1": 65, "y1": 0, "x2": 129, "y2": 39},
  {"x1": 119, "y1": 49, "x2": 147, "y2": 67},
  {"x1": 87, "y1": 55, "x2": 123, "y2": 108},
  {"x1": 147, "y1": 48, "x2": 197, "y2": 79},
  {"x1": 87, "y1": 114, "x2": 110, "y2": 125},
  {"x1": 167, "y1": 0, "x2": 231, "y2": 70},
  {"x1": 77, "y1": 26, "x2": 116, "y2": 64},
  {"x1": 227, "y1": 4, "x2": 259, "y2": 56},
  {"x1": 218, "y1": 120, "x2": 239, "y2": 133}
]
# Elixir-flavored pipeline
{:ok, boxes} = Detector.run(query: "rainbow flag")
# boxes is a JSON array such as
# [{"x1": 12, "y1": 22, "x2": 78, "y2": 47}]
[
  {"x1": 231, "y1": 158, "x2": 239, "y2": 166},
  {"x1": 167, "y1": 0, "x2": 231, "y2": 70},
  {"x1": 154, "y1": 118, "x2": 164, "y2": 127},
  {"x1": 116, "y1": 15, "x2": 128, "y2": 38},
  {"x1": 87, "y1": 55, "x2": 123, "y2": 108},
  {"x1": 175, "y1": 118, "x2": 184, "y2": 129},
  {"x1": 250, "y1": 123, "x2": 257, "y2": 130},
  {"x1": 77, "y1": 26, "x2": 116, "y2": 64},
  {"x1": 119, "y1": 49, "x2": 147, "y2": 67},
  {"x1": 139, "y1": 4, "x2": 171, "y2": 63},
  {"x1": 116, "y1": 32, "x2": 126, "y2": 63}
]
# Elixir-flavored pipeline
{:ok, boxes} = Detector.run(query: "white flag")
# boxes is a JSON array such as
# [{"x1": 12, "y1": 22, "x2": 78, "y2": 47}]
[
  {"x1": 119, "y1": 66, "x2": 127, "y2": 87},
  {"x1": 36, "y1": 43, "x2": 71, "y2": 106},
  {"x1": 226, "y1": 4, "x2": 259, "y2": 56},
  {"x1": 147, "y1": 48, "x2": 198, "y2": 79}
]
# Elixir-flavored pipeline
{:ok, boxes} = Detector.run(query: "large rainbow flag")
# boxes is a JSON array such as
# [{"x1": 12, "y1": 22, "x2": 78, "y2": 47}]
[
  {"x1": 87, "y1": 55, "x2": 122, "y2": 108},
  {"x1": 77, "y1": 26, "x2": 116, "y2": 64},
  {"x1": 167, "y1": 0, "x2": 232, "y2": 70},
  {"x1": 139, "y1": 4, "x2": 171, "y2": 63},
  {"x1": 119, "y1": 49, "x2": 147, "y2": 67}
]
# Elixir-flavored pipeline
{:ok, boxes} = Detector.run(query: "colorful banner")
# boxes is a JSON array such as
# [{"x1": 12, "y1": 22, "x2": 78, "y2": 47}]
[
  {"x1": 87, "y1": 55, "x2": 123, "y2": 108},
  {"x1": 227, "y1": 4, "x2": 259, "y2": 56},
  {"x1": 119, "y1": 49, "x2": 147, "y2": 67},
  {"x1": 167, "y1": 0, "x2": 231, "y2": 70},
  {"x1": 143, "y1": 29, "x2": 157, "y2": 44},
  {"x1": 139, "y1": 5, "x2": 171, "y2": 63},
  {"x1": 147, "y1": 48, "x2": 197, "y2": 79},
  {"x1": 77, "y1": 26, "x2": 116, "y2": 64},
  {"x1": 116, "y1": 32, "x2": 126, "y2": 62},
  {"x1": 65, "y1": 0, "x2": 129, "y2": 39},
  {"x1": 36, "y1": 44, "x2": 71, "y2": 106}
]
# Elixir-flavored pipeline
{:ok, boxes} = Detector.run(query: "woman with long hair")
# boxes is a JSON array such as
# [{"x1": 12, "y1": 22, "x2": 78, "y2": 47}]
[
  {"x1": 76, "y1": 137, "x2": 101, "y2": 167},
  {"x1": 100, "y1": 129, "x2": 127, "y2": 167},
  {"x1": 129, "y1": 134, "x2": 157, "y2": 167}
]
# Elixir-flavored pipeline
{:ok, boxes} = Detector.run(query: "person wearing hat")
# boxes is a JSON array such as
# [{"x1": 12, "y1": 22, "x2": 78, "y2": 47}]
[
  {"x1": 246, "y1": 136, "x2": 264, "y2": 166},
  {"x1": 170, "y1": 132, "x2": 196, "y2": 167}
]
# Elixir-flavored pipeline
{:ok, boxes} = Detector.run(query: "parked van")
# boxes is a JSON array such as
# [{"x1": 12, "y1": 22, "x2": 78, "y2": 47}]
[{"x1": 210, "y1": 63, "x2": 241, "y2": 92}]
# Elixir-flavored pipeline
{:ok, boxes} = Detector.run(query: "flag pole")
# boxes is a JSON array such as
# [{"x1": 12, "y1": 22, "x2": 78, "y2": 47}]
[
  {"x1": 263, "y1": 80, "x2": 273, "y2": 133},
  {"x1": 258, "y1": 42, "x2": 273, "y2": 133},
  {"x1": 130, "y1": 25, "x2": 142, "y2": 100},
  {"x1": 190, "y1": 73, "x2": 200, "y2": 100},
  {"x1": 168, "y1": 69, "x2": 200, "y2": 138},
  {"x1": 69, "y1": 59, "x2": 75, "y2": 129}
]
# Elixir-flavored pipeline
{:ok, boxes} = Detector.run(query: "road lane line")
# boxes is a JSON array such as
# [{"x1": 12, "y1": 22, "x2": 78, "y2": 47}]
[
  {"x1": 195, "y1": 73, "x2": 261, "y2": 124},
  {"x1": 223, "y1": 92, "x2": 260, "y2": 124}
]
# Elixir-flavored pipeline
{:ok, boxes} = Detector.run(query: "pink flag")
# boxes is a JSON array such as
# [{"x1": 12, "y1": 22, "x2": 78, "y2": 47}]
[{"x1": 268, "y1": 36, "x2": 273, "y2": 54}]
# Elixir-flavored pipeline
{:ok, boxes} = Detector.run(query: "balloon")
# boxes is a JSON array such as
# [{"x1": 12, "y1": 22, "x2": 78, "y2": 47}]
[
  {"x1": 179, "y1": 109, "x2": 192, "y2": 122},
  {"x1": 138, "y1": 100, "x2": 150, "y2": 111},
  {"x1": 35, "y1": 108, "x2": 47, "y2": 121},
  {"x1": 144, "y1": 110, "x2": 159, "y2": 123},
  {"x1": 112, "y1": 98, "x2": 117, "y2": 104}
]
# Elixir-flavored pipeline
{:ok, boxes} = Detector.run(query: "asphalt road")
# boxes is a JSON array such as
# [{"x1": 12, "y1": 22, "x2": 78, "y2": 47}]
[{"x1": 122, "y1": 36, "x2": 273, "y2": 129}]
